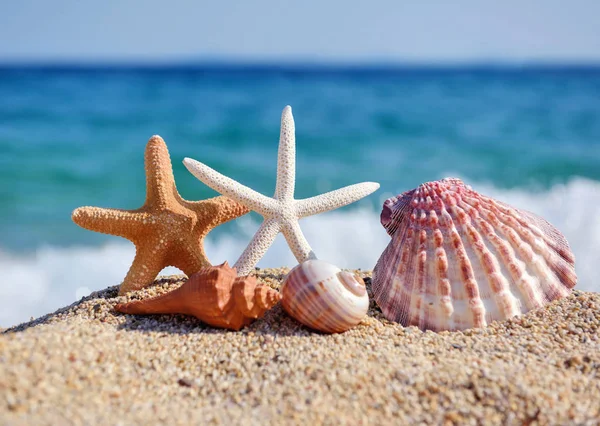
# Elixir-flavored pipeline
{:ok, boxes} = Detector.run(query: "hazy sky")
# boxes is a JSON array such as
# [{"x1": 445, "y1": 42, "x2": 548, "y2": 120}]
[{"x1": 1, "y1": 0, "x2": 599, "y2": 63}]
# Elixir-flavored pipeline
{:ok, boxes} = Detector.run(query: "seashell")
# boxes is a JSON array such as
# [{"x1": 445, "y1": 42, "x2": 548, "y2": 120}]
[
  {"x1": 372, "y1": 178, "x2": 577, "y2": 332},
  {"x1": 281, "y1": 260, "x2": 369, "y2": 333},
  {"x1": 114, "y1": 262, "x2": 281, "y2": 331}
]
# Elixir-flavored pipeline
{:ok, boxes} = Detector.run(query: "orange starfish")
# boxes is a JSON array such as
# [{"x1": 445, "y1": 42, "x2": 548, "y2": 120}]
[{"x1": 72, "y1": 135, "x2": 249, "y2": 295}]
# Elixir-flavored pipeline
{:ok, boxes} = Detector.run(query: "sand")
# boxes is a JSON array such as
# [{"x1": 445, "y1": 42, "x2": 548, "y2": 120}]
[{"x1": 1, "y1": 268, "x2": 599, "y2": 425}]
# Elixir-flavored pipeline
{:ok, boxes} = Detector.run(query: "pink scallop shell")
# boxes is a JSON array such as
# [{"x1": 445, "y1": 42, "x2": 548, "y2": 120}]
[{"x1": 372, "y1": 178, "x2": 577, "y2": 331}]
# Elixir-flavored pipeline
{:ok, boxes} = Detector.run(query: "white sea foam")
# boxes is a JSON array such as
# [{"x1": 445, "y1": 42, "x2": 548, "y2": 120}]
[{"x1": 1, "y1": 178, "x2": 598, "y2": 328}]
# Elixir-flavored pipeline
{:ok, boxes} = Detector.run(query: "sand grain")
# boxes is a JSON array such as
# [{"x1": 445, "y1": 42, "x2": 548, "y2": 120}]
[{"x1": 1, "y1": 269, "x2": 599, "y2": 425}]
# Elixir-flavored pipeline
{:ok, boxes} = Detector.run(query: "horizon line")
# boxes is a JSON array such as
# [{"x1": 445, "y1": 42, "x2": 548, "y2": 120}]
[{"x1": 1, "y1": 58, "x2": 600, "y2": 71}]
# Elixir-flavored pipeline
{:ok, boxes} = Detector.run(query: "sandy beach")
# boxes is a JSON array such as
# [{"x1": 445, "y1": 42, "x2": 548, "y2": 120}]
[{"x1": 1, "y1": 268, "x2": 599, "y2": 425}]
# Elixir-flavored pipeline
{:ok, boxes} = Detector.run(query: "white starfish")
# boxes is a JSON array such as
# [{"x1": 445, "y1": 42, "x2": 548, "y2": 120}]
[{"x1": 183, "y1": 105, "x2": 380, "y2": 276}]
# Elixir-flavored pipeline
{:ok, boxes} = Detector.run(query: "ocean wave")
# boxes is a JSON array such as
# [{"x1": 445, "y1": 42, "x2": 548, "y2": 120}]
[{"x1": 1, "y1": 178, "x2": 598, "y2": 328}]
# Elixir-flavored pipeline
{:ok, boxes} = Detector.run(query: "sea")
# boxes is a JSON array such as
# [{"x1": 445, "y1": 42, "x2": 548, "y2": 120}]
[{"x1": 1, "y1": 64, "x2": 599, "y2": 327}]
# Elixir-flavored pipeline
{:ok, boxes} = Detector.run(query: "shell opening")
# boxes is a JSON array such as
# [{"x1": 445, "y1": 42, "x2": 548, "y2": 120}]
[{"x1": 337, "y1": 271, "x2": 366, "y2": 297}]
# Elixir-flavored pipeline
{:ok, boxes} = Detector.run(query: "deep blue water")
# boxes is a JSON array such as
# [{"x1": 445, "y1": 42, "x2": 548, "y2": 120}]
[{"x1": 1, "y1": 65, "x2": 599, "y2": 251}]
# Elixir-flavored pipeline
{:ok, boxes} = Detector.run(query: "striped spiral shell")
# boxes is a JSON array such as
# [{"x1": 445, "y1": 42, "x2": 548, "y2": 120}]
[
  {"x1": 372, "y1": 178, "x2": 577, "y2": 332},
  {"x1": 281, "y1": 260, "x2": 369, "y2": 333}
]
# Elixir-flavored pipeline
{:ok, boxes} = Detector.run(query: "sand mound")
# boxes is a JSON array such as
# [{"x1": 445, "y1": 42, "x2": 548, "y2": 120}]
[{"x1": 1, "y1": 269, "x2": 599, "y2": 425}]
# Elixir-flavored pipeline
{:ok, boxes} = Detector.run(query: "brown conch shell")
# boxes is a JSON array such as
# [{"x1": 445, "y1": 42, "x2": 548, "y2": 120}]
[
  {"x1": 114, "y1": 262, "x2": 281, "y2": 331},
  {"x1": 281, "y1": 260, "x2": 369, "y2": 334},
  {"x1": 372, "y1": 178, "x2": 577, "y2": 332}
]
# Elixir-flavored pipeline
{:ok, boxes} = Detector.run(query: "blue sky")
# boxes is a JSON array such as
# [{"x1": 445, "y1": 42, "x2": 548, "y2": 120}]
[{"x1": 1, "y1": 0, "x2": 599, "y2": 63}]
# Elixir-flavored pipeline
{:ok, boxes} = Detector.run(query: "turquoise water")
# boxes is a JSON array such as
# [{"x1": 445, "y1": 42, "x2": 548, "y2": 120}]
[{"x1": 1, "y1": 65, "x2": 599, "y2": 326}]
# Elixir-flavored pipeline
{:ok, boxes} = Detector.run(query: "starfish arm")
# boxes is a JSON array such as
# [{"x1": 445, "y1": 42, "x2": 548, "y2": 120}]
[
  {"x1": 274, "y1": 106, "x2": 296, "y2": 201},
  {"x1": 144, "y1": 135, "x2": 179, "y2": 207},
  {"x1": 72, "y1": 207, "x2": 148, "y2": 240},
  {"x1": 184, "y1": 195, "x2": 250, "y2": 236},
  {"x1": 183, "y1": 158, "x2": 276, "y2": 216},
  {"x1": 169, "y1": 244, "x2": 212, "y2": 277},
  {"x1": 205, "y1": 195, "x2": 251, "y2": 228},
  {"x1": 294, "y1": 182, "x2": 380, "y2": 218},
  {"x1": 281, "y1": 220, "x2": 318, "y2": 263},
  {"x1": 233, "y1": 218, "x2": 281, "y2": 276},
  {"x1": 119, "y1": 245, "x2": 167, "y2": 294}
]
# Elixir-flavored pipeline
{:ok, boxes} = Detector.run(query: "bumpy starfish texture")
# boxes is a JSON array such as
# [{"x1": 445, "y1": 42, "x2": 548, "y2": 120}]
[
  {"x1": 183, "y1": 106, "x2": 380, "y2": 276},
  {"x1": 72, "y1": 136, "x2": 249, "y2": 295}
]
